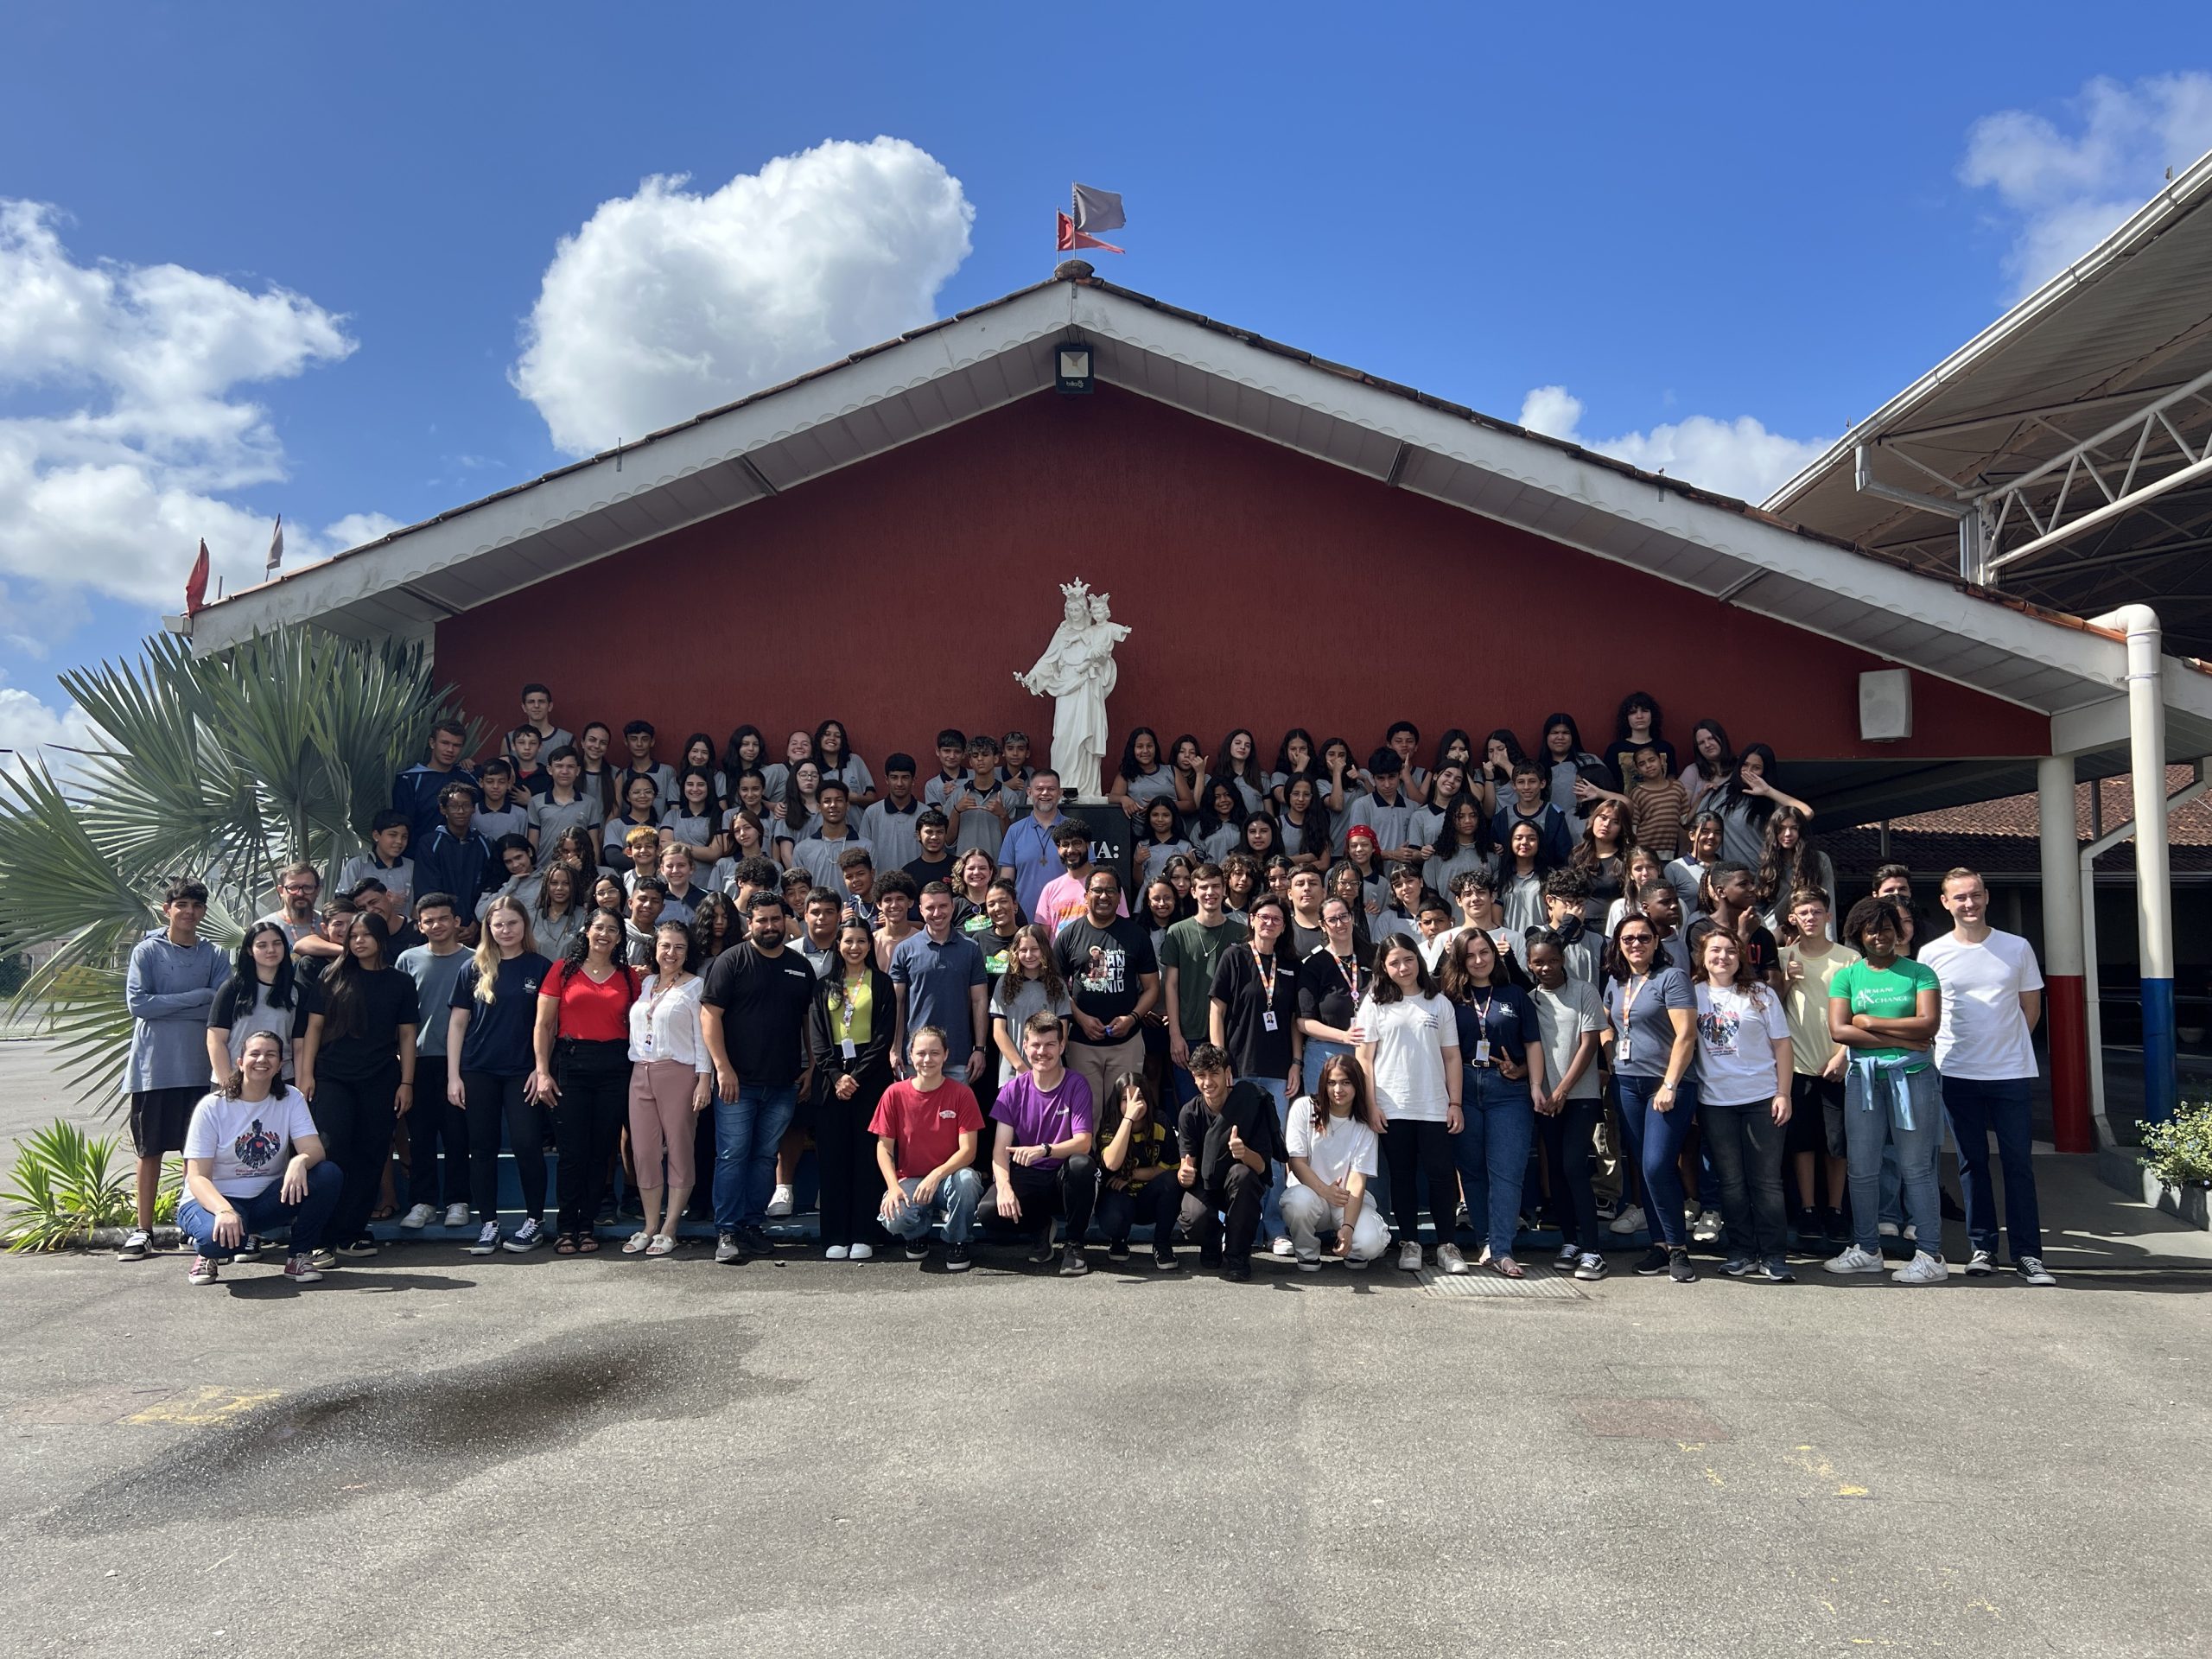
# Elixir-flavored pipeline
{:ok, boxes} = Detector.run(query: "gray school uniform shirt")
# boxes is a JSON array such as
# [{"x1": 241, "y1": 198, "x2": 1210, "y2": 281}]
[
  {"x1": 860, "y1": 799, "x2": 925, "y2": 874},
  {"x1": 124, "y1": 931, "x2": 227, "y2": 1092},
  {"x1": 528, "y1": 791, "x2": 604, "y2": 849}
]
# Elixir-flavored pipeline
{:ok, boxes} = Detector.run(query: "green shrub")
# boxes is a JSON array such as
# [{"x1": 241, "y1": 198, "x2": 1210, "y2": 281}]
[
  {"x1": 3, "y1": 1121, "x2": 181, "y2": 1251},
  {"x1": 2139, "y1": 1088, "x2": 2212, "y2": 1189}
]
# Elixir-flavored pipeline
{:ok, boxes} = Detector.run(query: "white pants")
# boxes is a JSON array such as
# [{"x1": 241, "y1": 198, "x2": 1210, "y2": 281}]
[{"x1": 1281, "y1": 1185, "x2": 1391, "y2": 1262}]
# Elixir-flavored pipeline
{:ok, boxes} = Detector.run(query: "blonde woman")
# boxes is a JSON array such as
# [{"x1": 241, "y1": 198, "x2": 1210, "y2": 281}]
[
  {"x1": 446, "y1": 894, "x2": 553, "y2": 1255},
  {"x1": 625, "y1": 919, "x2": 713, "y2": 1255}
]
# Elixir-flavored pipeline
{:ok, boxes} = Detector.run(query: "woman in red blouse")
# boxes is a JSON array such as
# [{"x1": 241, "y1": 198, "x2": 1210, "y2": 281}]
[{"x1": 532, "y1": 907, "x2": 640, "y2": 1254}]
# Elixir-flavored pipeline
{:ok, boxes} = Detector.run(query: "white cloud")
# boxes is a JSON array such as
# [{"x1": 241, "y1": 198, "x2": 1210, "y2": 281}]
[
  {"x1": 0, "y1": 672, "x2": 101, "y2": 785},
  {"x1": 1961, "y1": 73, "x2": 2212, "y2": 298},
  {"x1": 514, "y1": 137, "x2": 976, "y2": 456},
  {"x1": 0, "y1": 200, "x2": 388, "y2": 613},
  {"x1": 1516, "y1": 385, "x2": 1831, "y2": 505}
]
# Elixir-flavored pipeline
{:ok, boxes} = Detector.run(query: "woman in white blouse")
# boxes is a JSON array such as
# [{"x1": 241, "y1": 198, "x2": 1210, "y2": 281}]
[{"x1": 625, "y1": 919, "x2": 713, "y2": 1255}]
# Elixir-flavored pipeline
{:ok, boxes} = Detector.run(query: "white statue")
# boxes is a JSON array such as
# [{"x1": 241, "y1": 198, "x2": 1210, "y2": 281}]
[{"x1": 1014, "y1": 579, "x2": 1129, "y2": 801}]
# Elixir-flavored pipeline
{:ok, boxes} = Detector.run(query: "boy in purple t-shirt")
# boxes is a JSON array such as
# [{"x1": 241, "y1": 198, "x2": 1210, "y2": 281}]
[{"x1": 982, "y1": 1011, "x2": 1097, "y2": 1275}]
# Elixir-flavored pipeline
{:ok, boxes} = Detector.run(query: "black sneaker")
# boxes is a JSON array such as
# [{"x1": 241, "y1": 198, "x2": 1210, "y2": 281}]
[
  {"x1": 1669, "y1": 1249, "x2": 1700, "y2": 1284},
  {"x1": 1058, "y1": 1245, "x2": 1090, "y2": 1277},
  {"x1": 1153, "y1": 1247, "x2": 1179, "y2": 1272},
  {"x1": 1106, "y1": 1239, "x2": 1130, "y2": 1262},
  {"x1": 944, "y1": 1242, "x2": 972, "y2": 1273},
  {"x1": 1223, "y1": 1258, "x2": 1253, "y2": 1282},
  {"x1": 1198, "y1": 1248, "x2": 1224, "y2": 1268},
  {"x1": 1028, "y1": 1228, "x2": 1058, "y2": 1264},
  {"x1": 1760, "y1": 1259, "x2": 1796, "y2": 1283},
  {"x1": 737, "y1": 1224, "x2": 774, "y2": 1255},
  {"x1": 336, "y1": 1235, "x2": 378, "y2": 1257},
  {"x1": 904, "y1": 1238, "x2": 931, "y2": 1262},
  {"x1": 1632, "y1": 1246, "x2": 1670, "y2": 1276}
]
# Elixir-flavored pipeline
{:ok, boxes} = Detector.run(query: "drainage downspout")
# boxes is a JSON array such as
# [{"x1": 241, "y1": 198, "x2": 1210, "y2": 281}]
[{"x1": 2091, "y1": 605, "x2": 2177, "y2": 1124}]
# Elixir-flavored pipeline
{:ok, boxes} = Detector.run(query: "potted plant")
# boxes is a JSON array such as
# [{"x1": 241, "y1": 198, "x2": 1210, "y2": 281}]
[{"x1": 2139, "y1": 1084, "x2": 2212, "y2": 1229}]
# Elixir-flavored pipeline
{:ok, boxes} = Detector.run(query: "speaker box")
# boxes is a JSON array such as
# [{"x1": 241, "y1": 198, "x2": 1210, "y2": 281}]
[{"x1": 1859, "y1": 669, "x2": 1912, "y2": 742}]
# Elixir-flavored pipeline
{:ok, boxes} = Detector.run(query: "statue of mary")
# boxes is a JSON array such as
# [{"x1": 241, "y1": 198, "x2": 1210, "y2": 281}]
[{"x1": 1014, "y1": 580, "x2": 1129, "y2": 801}]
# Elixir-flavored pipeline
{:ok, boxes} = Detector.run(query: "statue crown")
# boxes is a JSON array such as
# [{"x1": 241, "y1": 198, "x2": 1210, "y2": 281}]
[{"x1": 1058, "y1": 578, "x2": 1092, "y2": 603}]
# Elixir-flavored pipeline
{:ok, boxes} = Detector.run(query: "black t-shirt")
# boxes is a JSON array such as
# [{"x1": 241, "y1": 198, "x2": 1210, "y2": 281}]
[
  {"x1": 1289, "y1": 919, "x2": 1330, "y2": 960},
  {"x1": 1176, "y1": 1078, "x2": 1289, "y2": 1187},
  {"x1": 1298, "y1": 948, "x2": 1370, "y2": 1033},
  {"x1": 1211, "y1": 944, "x2": 1300, "y2": 1079},
  {"x1": 315, "y1": 966, "x2": 421, "y2": 1080},
  {"x1": 1742, "y1": 923, "x2": 1780, "y2": 984},
  {"x1": 1053, "y1": 916, "x2": 1158, "y2": 1046},
  {"x1": 702, "y1": 942, "x2": 820, "y2": 1086},
  {"x1": 904, "y1": 854, "x2": 958, "y2": 889},
  {"x1": 452, "y1": 952, "x2": 552, "y2": 1077}
]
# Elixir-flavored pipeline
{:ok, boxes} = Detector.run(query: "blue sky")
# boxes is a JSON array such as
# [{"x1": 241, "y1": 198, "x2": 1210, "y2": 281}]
[{"x1": 3, "y1": 2, "x2": 2209, "y2": 753}]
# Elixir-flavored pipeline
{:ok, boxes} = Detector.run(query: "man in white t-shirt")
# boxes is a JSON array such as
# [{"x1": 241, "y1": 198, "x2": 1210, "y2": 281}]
[
  {"x1": 1281, "y1": 1062, "x2": 1390, "y2": 1268},
  {"x1": 1919, "y1": 867, "x2": 2056, "y2": 1286}
]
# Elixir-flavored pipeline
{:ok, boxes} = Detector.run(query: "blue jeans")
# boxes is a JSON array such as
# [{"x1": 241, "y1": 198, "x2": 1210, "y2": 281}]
[
  {"x1": 1455, "y1": 1067, "x2": 1534, "y2": 1260},
  {"x1": 880, "y1": 1167, "x2": 982, "y2": 1245},
  {"x1": 1616, "y1": 1075, "x2": 1700, "y2": 1247},
  {"x1": 1942, "y1": 1075, "x2": 2042, "y2": 1260},
  {"x1": 712, "y1": 1084, "x2": 798, "y2": 1232},
  {"x1": 177, "y1": 1160, "x2": 343, "y2": 1258},
  {"x1": 1250, "y1": 1077, "x2": 1291, "y2": 1241},
  {"x1": 1843, "y1": 1063, "x2": 1943, "y2": 1253},
  {"x1": 1302, "y1": 1039, "x2": 1351, "y2": 1096}
]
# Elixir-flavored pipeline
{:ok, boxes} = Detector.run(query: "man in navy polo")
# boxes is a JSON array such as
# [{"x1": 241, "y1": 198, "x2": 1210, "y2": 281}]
[
  {"x1": 392, "y1": 719, "x2": 476, "y2": 849},
  {"x1": 890, "y1": 882, "x2": 990, "y2": 1084}
]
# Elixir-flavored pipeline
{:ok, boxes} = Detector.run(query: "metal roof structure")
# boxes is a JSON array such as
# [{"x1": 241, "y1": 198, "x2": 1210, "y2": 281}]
[
  {"x1": 1767, "y1": 147, "x2": 2212, "y2": 657},
  {"x1": 189, "y1": 267, "x2": 2212, "y2": 821}
]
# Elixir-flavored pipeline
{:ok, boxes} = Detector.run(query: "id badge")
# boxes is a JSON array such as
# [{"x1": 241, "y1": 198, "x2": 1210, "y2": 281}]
[
  {"x1": 1473, "y1": 1038, "x2": 1491, "y2": 1065},
  {"x1": 1262, "y1": 1011, "x2": 1279, "y2": 1033},
  {"x1": 841, "y1": 1038, "x2": 857, "y2": 1059},
  {"x1": 1617, "y1": 1033, "x2": 1634, "y2": 1065}
]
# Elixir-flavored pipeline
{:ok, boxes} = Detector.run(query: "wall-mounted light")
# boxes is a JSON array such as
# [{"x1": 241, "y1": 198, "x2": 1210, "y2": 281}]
[{"x1": 1055, "y1": 343, "x2": 1094, "y2": 395}]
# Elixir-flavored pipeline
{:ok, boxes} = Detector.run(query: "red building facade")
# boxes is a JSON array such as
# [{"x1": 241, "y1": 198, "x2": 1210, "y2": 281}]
[{"x1": 435, "y1": 387, "x2": 2045, "y2": 769}]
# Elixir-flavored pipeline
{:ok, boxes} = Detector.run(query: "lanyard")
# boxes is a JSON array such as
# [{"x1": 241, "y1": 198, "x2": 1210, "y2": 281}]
[
  {"x1": 1620, "y1": 972, "x2": 1648, "y2": 1023},
  {"x1": 1255, "y1": 950, "x2": 1281, "y2": 1005},
  {"x1": 1332, "y1": 952, "x2": 1364, "y2": 1002}
]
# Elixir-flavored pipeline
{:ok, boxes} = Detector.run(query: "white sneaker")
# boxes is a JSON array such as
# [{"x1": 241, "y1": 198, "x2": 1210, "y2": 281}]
[
  {"x1": 1607, "y1": 1204, "x2": 1647, "y2": 1236},
  {"x1": 1296, "y1": 1251, "x2": 1322, "y2": 1272},
  {"x1": 442, "y1": 1202, "x2": 472, "y2": 1229},
  {"x1": 1436, "y1": 1243, "x2": 1470, "y2": 1274},
  {"x1": 1877, "y1": 1221, "x2": 1900, "y2": 1237},
  {"x1": 766, "y1": 1184, "x2": 795, "y2": 1218},
  {"x1": 1692, "y1": 1209, "x2": 1721, "y2": 1243},
  {"x1": 1396, "y1": 1241, "x2": 1423, "y2": 1272},
  {"x1": 118, "y1": 1229, "x2": 153, "y2": 1262},
  {"x1": 824, "y1": 1244, "x2": 849, "y2": 1261},
  {"x1": 2018, "y1": 1255, "x2": 2057, "y2": 1287},
  {"x1": 1965, "y1": 1249, "x2": 1995, "y2": 1276},
  {"x1": 399, "y1": 1203, "x2": 437, "y2": 1230},
  {"x1": 1893, "y1": 1250, "x2": 1948, "y2": 1285},
  {"x1": 1823, "y1": 1244, "x2": 1885, "y2": 1274},
  {"x1": 1903, "y1": 1224, "x2": 1919, "y2": 1243},
  {"x1": 848, "y1": 1243, "x2": 874, "y2": 1262},
  {"x1": 1270, "y1": 1236, "x2": 1295, "y2": 1258}
]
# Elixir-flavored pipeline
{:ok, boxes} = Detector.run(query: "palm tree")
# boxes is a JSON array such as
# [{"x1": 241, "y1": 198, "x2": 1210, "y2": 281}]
[{"x1": 0, "y1": 627, "x2": 469, "y2": 1102}]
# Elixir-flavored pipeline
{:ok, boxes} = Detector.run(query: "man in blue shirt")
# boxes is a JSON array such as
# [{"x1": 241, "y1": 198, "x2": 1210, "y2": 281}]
[
  {"x1": 890, "y1": 884, "x2": 990, "y2": 1084},
  {"x1": 392, "y1": 720, "x2": 476, "y2": 849},
  {"x1": 997, "y1": 768, "x2": 1069, "y2": 920}
]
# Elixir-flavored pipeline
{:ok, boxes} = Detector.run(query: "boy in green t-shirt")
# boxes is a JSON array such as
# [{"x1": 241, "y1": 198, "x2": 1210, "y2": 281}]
[{"x1": 1825, "y1": 897, "x2": 1946, "y2": 1284}]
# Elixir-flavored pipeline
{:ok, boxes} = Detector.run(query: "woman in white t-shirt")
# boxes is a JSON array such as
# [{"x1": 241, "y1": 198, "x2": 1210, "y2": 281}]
[
  {"x1": 175, "y1": 1030, "x2": 341, "y2": 1287},
  {"x1": 1690, "y1": 931, "x2": 1795, "y2": 1282},
  {"x1": 626, "y1": 919, "x2": 714, "y2": 1256},
  {"x1": 1281, "y1": 1054, "x2": 1391, "y2": 1268},
  {"x1": 1355, "y1": 934, "x2": 1462, "y2": 1274}
]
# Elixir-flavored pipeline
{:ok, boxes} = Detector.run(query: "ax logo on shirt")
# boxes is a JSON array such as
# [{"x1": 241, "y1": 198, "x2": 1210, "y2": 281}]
[{"x1": 232, "y1": 1121, "x2": 283, "y2": 1172}]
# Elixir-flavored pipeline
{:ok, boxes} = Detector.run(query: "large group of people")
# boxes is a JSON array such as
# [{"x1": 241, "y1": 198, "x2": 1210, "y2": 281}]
[{"x1": 123, "y1": 686, "x2": 2057, "y2": 1292}]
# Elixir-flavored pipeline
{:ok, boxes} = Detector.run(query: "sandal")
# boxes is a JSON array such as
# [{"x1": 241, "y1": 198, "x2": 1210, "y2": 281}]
[
  {"x1": 1492, "y1": 1255, "x2": 1525, "y2": 1279},
  {"x1": 645, "y1": 1234, "x2": 677, "y2": 1257},
  {"x1": 621, "y1": 1231, "x2": 652, "y2": 1255},
  {"x1": 575, "y1": 1232, "x2": 601, "y2": 1254},
  {"x1": 554, "y1": 1233, "x2": 581, "y2": 1255}
]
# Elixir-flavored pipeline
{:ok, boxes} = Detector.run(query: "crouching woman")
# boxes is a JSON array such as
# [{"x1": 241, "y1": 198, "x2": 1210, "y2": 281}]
[{"x1": 178, "y1": 1030, "x2": 342, "y2": 1286}]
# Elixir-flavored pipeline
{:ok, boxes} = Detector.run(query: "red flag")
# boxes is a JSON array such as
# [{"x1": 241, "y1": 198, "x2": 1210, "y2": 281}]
[
  {"x1": 184, "y1": 539, "x2": 211, "y2": 613},
  {"x1": 1056, "y1": 211, "x2": 1124, "y2": 255}
]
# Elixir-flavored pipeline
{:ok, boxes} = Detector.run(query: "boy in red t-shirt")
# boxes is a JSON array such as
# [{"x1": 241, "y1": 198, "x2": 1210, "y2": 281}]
[{"x1": 871, "y1": 1025, "x2": 985, "y2": 1270}]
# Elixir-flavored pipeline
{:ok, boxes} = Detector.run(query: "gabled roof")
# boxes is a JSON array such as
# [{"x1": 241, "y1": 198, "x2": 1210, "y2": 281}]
[{"x1": 189, "y1": 267, "x2": 2212, "y2": 769}]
